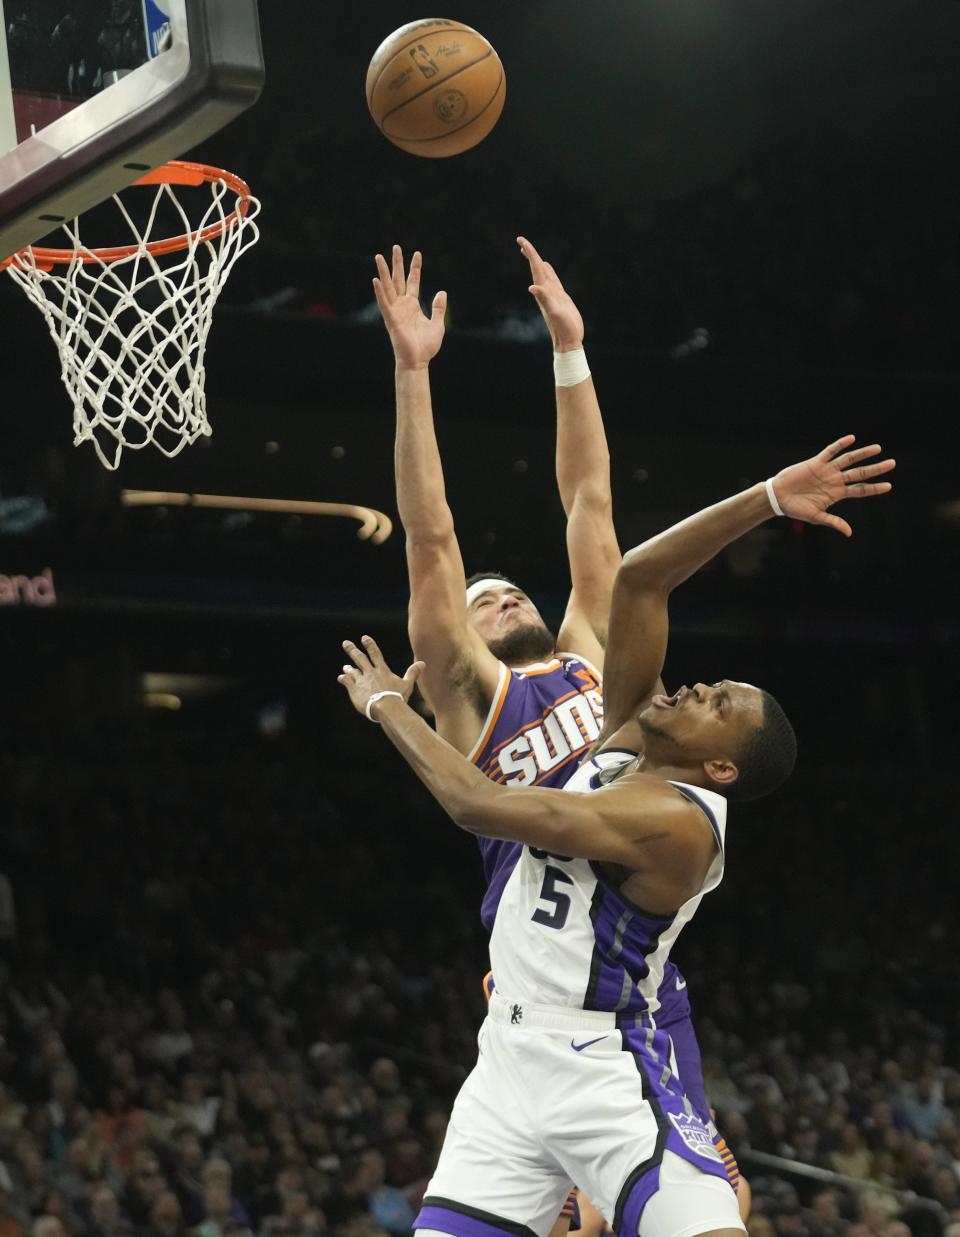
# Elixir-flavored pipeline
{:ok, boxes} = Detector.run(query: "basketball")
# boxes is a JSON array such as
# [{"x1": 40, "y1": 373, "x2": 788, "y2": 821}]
[{"x1": 365, "y1": 19, "x2": 506, "y2": 158}]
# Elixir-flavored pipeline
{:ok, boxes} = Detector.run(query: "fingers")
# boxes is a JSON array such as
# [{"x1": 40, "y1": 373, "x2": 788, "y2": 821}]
[
  {"x1": 517, "y1": 235, "x2": 542, "y2": 264},
  {"x1": 833, "y1": 442, "x2": 882, "y2": 470},
  {"x1": 359, "y1": 634, "x2": 383, "y2": 667},
  {"x1": 336, "y1": 663, "x2": 359, "y2": 688},
  {"x1": 407, "y1": 250, "x2": 422, "y2": 301},
  {"x1": 517, "y1": 234, "x2": 546, "y2": 281},
  {"x1": 845, "y1": 480, "x2": 894, "y2": 499},
  {"x1": 817, "y1": 434, "x2": 857, "y2": 462},
  {"x1": 812, "y1": 511, "x2": 853, "y2": 538},
  {"x1": 391, "y1": 243, "x2": 405, "y2": 296},
  {"x1": 403, "y1": 660, "x2": 426, "y2": 686},
  {"x1": 371, "y1": 276, "x2": 389, "y2": 314},
  {"x1": 431, "y1": 289, "x2": 448, "y2": 322},
  {"x1": 373, "y1": 253, "x2": 394, "y2": 307},
  {"x1": 342, "y1": 639, "x2": 371, "y2": 671},
  {"x1": 843, "y1": 458, "x2": 896, "y2": 484}
]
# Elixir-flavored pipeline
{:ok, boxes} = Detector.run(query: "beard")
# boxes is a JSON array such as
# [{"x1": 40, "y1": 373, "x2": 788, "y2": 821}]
[{"x1": 487, "y1": 621, "x2": 556, "y2": 665}]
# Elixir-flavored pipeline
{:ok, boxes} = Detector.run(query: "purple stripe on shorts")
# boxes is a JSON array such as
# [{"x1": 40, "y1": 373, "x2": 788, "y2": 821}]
[
  {"x1": 619, "y1": 1167, "x2": 662, "y2": 1237},
  {"x1": 415, "y1": 1205, "x2": 533, "y2": 1237}
]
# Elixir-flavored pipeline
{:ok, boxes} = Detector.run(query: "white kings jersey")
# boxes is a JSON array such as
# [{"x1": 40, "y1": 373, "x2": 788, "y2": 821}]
[{"x1": 487, "y1": 749, "x2": 727, "y2": 1018}]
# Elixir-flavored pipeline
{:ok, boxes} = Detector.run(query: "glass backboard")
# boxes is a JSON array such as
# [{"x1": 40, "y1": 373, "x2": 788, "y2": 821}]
[{"x1": 0, "y1": 0, "x2": 264, "y2": 261}]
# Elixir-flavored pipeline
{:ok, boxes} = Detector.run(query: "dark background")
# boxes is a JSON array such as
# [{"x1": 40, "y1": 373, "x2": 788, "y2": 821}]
[{"x1": 2, "y1": 0, "x2": 959, "y2": 745}]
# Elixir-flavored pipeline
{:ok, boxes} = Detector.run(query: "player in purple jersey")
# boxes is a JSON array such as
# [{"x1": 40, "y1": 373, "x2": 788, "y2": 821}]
[
  {"x1": 373, "y1": 239, "x2": 746, "y2": 1221},
  {"x1": 338, "y1": 432, "x2": 894, "y2": 1237},
  {"x1": 372, "y1": 239, "x2": 620, "y2": 761}
]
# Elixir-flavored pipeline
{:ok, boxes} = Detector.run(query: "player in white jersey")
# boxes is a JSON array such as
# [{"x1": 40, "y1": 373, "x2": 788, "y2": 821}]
[{"x1": 338, "y1": 434, "x2": 894, "y2": 1237}]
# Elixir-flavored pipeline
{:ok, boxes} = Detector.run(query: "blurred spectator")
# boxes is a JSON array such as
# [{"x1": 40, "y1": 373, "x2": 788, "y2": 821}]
[
  {"x1": 85, "y1": 1183, "x2": 130, "y2": 1237},
  {"x1": 143, "y1": 1193, "x2": 185, "y2": 1237},
  {"x1": 901, "y1": 1074, "x2": 946, "y2": 1142}
]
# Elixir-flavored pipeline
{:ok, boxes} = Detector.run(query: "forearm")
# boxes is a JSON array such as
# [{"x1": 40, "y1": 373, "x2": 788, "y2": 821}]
[
  {"x1": 373, "y1": 695, "x2": 535, "y2": 837},
  {"x1": 394, "y1": 365, "x2": 454, "y2": 539},
  {"x1": 621, "y1": 483, "x2": 775, "y2": 594},
  {"x1": 555, "y1": 376, "x2": 612, "y2": 516}
]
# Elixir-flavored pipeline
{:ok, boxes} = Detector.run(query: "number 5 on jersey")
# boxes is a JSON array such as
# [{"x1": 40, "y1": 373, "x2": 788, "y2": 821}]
[{"x1": 532, "y1": 865, "x2": 574, "y2": 930}]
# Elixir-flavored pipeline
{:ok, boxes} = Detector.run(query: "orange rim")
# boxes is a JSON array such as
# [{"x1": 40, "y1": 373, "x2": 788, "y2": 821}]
[{"x1": 0, "y1": 161, "x2": 254, "y2": 271}]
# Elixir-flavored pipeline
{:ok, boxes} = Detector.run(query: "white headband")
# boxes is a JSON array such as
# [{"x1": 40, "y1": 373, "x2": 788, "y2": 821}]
[{"x1": 465, "y1": 577, "x2": 518, "y2": 608}]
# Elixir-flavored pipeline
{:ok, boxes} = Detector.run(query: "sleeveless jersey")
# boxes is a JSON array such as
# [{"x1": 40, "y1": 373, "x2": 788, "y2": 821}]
[
  {"x1": 488, "y1": 749, "x2": 727, "y2": 1017},
  {"x1": 468, "y1": 654, "x2": 603, "y2": 933}
]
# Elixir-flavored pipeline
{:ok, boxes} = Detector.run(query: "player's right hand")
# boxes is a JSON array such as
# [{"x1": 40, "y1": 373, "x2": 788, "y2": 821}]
[
  {"x1": 517, "y1": 236, "x2": 584, "y2": 352},
  {"x1": 373, "y1": 245, "x2": 447, "y2": 369},
  {"x1": 338, "y1": 635, "x2": 424, "y2": 722}
]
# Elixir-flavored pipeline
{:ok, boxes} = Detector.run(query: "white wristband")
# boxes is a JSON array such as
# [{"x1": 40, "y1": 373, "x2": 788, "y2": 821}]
[
  {"x1": 764, "y1": 477, "x2": 784, "y2": 518},
  {"x1": 553, "y1": 347, "x2": 590, "y2": 388},
  {"x1": 365, "y1": 690, "x2": 404, "y2": 722}
]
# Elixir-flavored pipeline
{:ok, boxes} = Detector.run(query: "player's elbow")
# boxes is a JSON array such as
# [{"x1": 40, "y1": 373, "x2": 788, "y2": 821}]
[
  {"x1": 617, "y1": 544, "x2": 671, "y2": 593},
  {"x1": 452, "y1": 790, "x2": 496, "y2": 836},
  {"x1": 566, "y1": 484, "x2": 613, "y2": 525},
  {"x1": 404, "y1": 511, "x2": 456, "y2": 549}
]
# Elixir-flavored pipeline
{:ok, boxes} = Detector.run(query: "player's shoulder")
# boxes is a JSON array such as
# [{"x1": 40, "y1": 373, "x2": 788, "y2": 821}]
[
  {"x1": 602, "y1": 770, "x2": 722, "y2": 840},
  {"x1": 556, "y1": 649, "x2": 603, "y2": 683},
  {"x1": 667, "y1": 781, "x2": 727, "y2": 841}
]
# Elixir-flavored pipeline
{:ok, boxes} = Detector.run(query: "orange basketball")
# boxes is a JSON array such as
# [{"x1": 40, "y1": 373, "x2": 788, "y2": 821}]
[{"x1": 365, "y1": 19, "x2": 506, "y2": 158}]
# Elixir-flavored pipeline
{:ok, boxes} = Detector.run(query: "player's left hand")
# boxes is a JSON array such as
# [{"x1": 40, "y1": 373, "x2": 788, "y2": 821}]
[
  {"x1": 517, "y1": 236, "x2": 585, "y2": 352},
  {"x1": 770, "y1": 434, "x2": 895, "y2": 537},
  {"x1": 338, "y1": 635, "x2": 425, "y2": 721}
]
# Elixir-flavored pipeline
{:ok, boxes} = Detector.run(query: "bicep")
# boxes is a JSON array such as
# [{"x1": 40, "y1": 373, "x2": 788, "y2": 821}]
[
  {"x1": 405, "y1": 533, "x2": 500, "y2": 709},
  {"x1": 464, "y1": 777, "x2": 688, "y2": 869}
]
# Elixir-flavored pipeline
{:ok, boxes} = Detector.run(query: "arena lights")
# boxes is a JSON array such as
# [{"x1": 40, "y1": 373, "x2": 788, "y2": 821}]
[{"x1": 120, "y1": 492, "x2": 393, "y2": 545}]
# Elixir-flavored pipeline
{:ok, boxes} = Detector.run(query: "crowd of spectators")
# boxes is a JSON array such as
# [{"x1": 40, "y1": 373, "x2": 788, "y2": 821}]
[{"x1": 1, "y1": 684, "x2": 958, "y2": 1237}]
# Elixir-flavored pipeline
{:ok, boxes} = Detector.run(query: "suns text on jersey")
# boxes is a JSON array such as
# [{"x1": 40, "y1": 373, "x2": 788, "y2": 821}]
[{"x1": 496, "y1": 688, "x2": 603, "y2": 785}]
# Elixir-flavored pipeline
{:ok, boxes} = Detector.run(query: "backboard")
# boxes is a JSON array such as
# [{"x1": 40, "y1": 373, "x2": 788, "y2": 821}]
[{"x1": 0, "y1": 0, "x2": 264, "y2": 261}]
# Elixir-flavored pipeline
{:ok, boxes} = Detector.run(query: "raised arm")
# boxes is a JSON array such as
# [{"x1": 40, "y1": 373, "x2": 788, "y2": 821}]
[
  {"x1": 517, "y1": 237, "x2": 621, "y2": 669},
  {"x1": 598, "y1": 435, "x2": 896, "y2": 741},
  {"x1": 337, "y1": 636, "x2": 709, "y2": 891},
  {"x1": 373, "y1": 246, "x2": 500, "y2": 750}
]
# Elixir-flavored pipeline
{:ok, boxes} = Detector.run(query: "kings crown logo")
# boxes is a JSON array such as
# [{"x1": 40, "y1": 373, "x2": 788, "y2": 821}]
[{"x1": 667, "y1": 1113, "x2": 723, "y2": 1163}]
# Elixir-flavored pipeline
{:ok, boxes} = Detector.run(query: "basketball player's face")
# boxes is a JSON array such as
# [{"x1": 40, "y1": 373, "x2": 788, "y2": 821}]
[
  {"x1": 639, "y1": 681, "x2": 763, "y2": 762},
  {"x1": 468, "y1": 587, "x2": 555, "y2": 663}
]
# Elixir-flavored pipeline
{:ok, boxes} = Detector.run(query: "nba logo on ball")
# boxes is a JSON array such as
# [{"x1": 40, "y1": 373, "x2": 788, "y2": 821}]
[{"x1": 366, "y1": 18, "x2": 506, "y2": 157}]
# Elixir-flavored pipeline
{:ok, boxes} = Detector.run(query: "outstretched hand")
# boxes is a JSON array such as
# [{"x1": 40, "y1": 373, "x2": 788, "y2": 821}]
[
  {"x1": 338, "y1": 635, "x2": 425, "y2": 721},
  {"x1": 517, "y1": 236, "x2": 584, "y2": 351},
  {"x1": 771, "y1": 435, "x2": 895, "y2": 537},
  {"x1": 372, "y1": 245, "x2": 447, "y2": 369}
]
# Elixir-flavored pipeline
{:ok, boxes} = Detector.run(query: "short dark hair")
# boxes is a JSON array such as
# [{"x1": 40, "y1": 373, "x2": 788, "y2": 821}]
[
  {"x1": 727, "y1": 690, "x2": 797, "y2": 803},
  {"x1": 464, "y1": 570, "x2": 516, "y2": 591}
]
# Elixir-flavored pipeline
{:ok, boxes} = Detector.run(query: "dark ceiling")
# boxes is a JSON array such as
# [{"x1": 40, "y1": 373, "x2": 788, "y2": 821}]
[{"x1": 1, "y1": 0, "x2": 958, "y2": 660}]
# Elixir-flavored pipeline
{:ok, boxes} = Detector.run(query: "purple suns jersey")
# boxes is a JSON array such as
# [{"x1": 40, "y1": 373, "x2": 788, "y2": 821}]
[{"x1": 467, "y1": 654, "x2": 604, "y2": 933}]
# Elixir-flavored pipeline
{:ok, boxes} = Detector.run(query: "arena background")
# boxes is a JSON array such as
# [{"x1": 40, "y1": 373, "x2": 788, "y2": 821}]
[{"x1": 1, "y1": 4, "x2": 959, "y2": 1237}]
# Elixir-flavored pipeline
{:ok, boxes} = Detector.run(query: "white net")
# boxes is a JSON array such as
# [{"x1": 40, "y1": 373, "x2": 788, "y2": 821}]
[{"x1": 5, "y1": 168, "x2": 261, "y2": 470}]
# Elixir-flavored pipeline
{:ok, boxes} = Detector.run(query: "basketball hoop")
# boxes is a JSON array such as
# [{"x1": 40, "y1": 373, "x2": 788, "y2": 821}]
[{"x1": 2, "y1": 162, "x2": 261, "y2": 470}]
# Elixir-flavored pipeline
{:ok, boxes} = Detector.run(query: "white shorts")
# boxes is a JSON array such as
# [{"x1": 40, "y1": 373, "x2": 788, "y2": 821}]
[{"x1": 415, "y1": 994, "x2": 745, "y2": 1237}]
